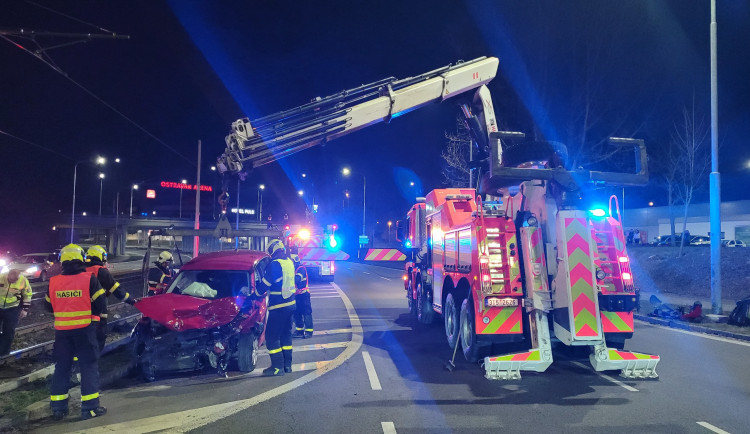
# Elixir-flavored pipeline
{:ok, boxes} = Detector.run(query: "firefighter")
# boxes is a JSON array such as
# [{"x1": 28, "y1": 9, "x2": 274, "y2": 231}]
[
  {"x1": 290, "y1": 254, "x2": 313, "y2": 339},
  {"x1": 0, "y1": 269, "x2": 32, "y2": 355},
  {"x1": 147, "y1": 251, "x2": 173, "y2": 295},
  {"x1": 85, "y1": 245, "x2": 136, "y2": 353},
  {"x1": 45, "y1": 244, "x2": 107, "y2": 421},
  {"x1": 257, "y1": 239, "x2": 296, "y2": 376}
]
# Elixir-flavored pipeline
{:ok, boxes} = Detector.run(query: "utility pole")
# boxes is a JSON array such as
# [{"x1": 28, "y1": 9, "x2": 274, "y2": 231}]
[
  {"x1": 194, "y1": 140, "x2": 202, "y2": 257},
  {"x1": 709, "y1": 0, "x2": 722, "y2": 314}
]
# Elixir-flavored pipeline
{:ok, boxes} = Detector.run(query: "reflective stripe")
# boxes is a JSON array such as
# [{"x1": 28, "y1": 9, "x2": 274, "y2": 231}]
[
  {"x1": 269, "y1": 291, "x2": 283, "y2": 295},
  {"x1": 268, "y1": 300, "x2": 296, "y2": 310},
  {"x1": 295, "y1": 327, "x2": 304, "y2": 331},
  {"x1": 108, "y1": 281, "x2": 120, "y2": 294},
  {"x1": 100, "y1": 313, "x2": 108, "y2": 318},
  {"x1": 296, "y1": 273, "x2": 304, "y2": 278},
  {"x1": 282, "y1": 345, "x2": 292, "y2": 350},
  {"x1": 54, "y1": 310, "x2": 92, "y2": 317},
  {"x1": 262, "y1": 278, "x2": 272, "y2": 286},
  {"x1": 50, "y1": 394, "x2": 69, "y2": 401},
  {"x1": 81, "y1": 392, "x2": 99, "y2": 401},
  {"x1": 124, "y1": 292, "x2": 130, "y2": 300},
  {"x1": 91, "y1": 289, "x2": 106, "y2": 302},
  {"x1": 55, "y1": 319, "x2": 92, "y2": 327},
  {"x1": 268, "y1": 347, "x2": 282, "y2": 354},
  {"x1": 274, "y1": 276, "x2": 283, "y2": 283},
  {"x1": 45, "y1": 295, "x2": 51, "y2": 302},
  {"x1": 305, "y1": 329, "x2": 313, "y2": 332}
]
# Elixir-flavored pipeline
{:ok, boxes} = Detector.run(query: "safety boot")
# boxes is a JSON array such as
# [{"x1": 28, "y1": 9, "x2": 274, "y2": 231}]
[
  {"x1": 262, "y1": 366, "x2": 285, "y2": 376},
  {"x1": 81, "y1": 407, "x2": 107, "y2": 420},
  {"x1": 292, "y1": 329, "x2": 305, "y2": 339},
  {"x1": 52, "y1": 409, "x2": 69, "y2": 421}
]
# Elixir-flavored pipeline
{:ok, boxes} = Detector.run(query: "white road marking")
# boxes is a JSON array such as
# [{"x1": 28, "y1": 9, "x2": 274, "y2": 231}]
[
  {"x1": 81, "y1": 282, "x2": 363, "y2": 434},
  {"x1": 362, "y1": 271, "x2": 371, "y2": 274},
  {"x1": 362, "y1": 351, "x2": 382, "y2": 390},
  {"x1": 314, "y1": 327, "x2": 353, "y2": 335},
  {"x1": 257, "y1": 341, "x2": 348, "y2": 356},
  {"x1": 636, "y1": 319, "x2": 750, "y2": 347},
  {"x1": 570, "y1": 361, "x2": 638, "y2": 392},
  {"x1": 311, "y1": 295, "x2": 342, "y2": 298},
  {"x1": 378, "y1": 276, "x2": 391, "y2": 281},
  {"x1": 696, "y1": 421, "x2": 731, "y2": 434},
  {"x1": 382, "y1": 421, "x2": 397, "y2": 434}
]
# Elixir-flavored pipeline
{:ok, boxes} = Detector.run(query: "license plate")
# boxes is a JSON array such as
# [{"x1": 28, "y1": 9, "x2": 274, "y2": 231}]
[{"x1": 485, "y1": 297, "x2": 519, "y2": 307}]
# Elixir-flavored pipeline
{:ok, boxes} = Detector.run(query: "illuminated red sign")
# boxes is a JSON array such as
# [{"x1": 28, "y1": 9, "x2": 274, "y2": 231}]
[
  {"x1": 160, "y1": 181, "x2": 212, "y2": 192},
  {"x1": 146, "y1": 189, "x2": 156, "y2": 199}
]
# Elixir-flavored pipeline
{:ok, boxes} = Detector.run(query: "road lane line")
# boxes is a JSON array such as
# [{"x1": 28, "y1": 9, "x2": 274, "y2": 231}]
[
  {"x1": 696, "y1": 421, "x2": 730, "y2": 434},
  {"x1": 378, "y1": 276, "x2": 391, "y2": 280},
  {"x1": 257, "y1": 341, "x2": 348, "y2": 356},
  {"x1": 81, "y1": 282, "x2": 363, "y2": 434},
  {"x1": 362, "y1": 271, "x2": 371, "y2": 274},
  {"x1": 636, "y1": 320, "x2": 750, "y2": 347},
  {"x1": 382, "y1": 421, "x2": 397, "y2": 434},
  {"x1": 311, "y1": 295, "x2": 342, "y2": 299},
  {"x1": 570, "y1": 361, "x2": 638, "y2": 392},
  {"x1": 362, "y1": 351, "x2": 382, "y2": 390}
]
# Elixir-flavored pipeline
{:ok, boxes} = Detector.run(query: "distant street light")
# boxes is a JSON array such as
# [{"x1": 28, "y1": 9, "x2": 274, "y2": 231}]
[
  {"x1": 98, "y1": 173, "x2": 106, "y2": 216},
  {"x1": 82, "y1": 211, "x2": 87, "y2": 216},
  {"x1": 257, "y1": 184, "x2": 265, "y2": 221},
  {"x1": 298, "y1": 190, "x2": 304, "y2": 197},
  {"x1": 180, "y1": 179, "x2": 188, "y2": 218},
  {"x1": 342, "y1": 167, "x2": 366, "y2": 237},
  {"x1": 71, "y1": 156, "x2": 105, "y2": 242},
  {"x1": 302, "y1": 173, "x2": 307, "y2": 178},
  {"x1": 410, "y1": 181, "x2": 415, "y2": 186},
  {"x1": 388, "y1": 221, "x2": 393, "y2": 243},
  {"x1": 211, "y1": 166, "x2": 216, "y2": 171},
  {"x1": 649, "y1": 201, "x2": 654, "y2": 207},
  {"x1": 130, "y1": 184, "x2": 139, "y2": 217},
  {"x1": 115, "y1": 157, "x2": 121, "y2": 163}
]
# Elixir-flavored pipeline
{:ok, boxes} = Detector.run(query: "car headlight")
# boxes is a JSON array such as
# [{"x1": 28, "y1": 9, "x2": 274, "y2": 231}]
[
  {"x1": 25, "y1": 266, "x2": 39, "y2": 274},
  {"x1": 0, "y1": 259, "x2": 6, "y2": 267},
  {"x1": 1, "y1": 266, "x2": 8, "y2": 274}
]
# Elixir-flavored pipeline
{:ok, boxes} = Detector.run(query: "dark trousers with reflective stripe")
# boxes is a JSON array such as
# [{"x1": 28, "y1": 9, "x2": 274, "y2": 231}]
[
  {"x1": 294, "y1": 292, "x2": 313, "y2": 335},
  {"x1": 96, "y1": 318, "x2": 108, "y2": 353},
  {"x1": 0, "y1": 306, "x2": 21, "y2": 355},
  {"x1": 266, "y1": 305, "x2": 294, "y2": 370},
  {"x1": 50, "y1": 325, "x2": 101, "y2": 411}
]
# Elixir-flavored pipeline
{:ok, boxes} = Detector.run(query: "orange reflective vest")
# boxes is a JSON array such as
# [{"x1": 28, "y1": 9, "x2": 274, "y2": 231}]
[{"x1": 49, "y1": 273, "x2": 94, "y2": 330}]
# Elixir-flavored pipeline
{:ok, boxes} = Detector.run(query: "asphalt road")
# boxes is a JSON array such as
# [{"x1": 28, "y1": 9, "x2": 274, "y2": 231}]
[{"x1": 32, "y1": 262, "x2": 749, "y2": 433}]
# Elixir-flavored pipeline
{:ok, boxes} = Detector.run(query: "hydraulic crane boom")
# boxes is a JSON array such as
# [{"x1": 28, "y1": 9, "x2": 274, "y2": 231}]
[{"x1": 218, "y1": 57, "x2": 499, "y2": 172}]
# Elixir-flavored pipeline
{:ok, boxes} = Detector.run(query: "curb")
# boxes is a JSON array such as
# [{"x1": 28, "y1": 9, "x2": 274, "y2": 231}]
[
  {"x1": 0, "y1": 335, "x2": 133, "y2": 394},
  {"x1": 635, "y1": 314, "x2": 750, "y2": 342}
]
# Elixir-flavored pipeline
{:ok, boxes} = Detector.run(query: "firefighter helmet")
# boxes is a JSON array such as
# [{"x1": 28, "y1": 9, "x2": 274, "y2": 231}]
[
  {"x1": 267, "y1": 239, "x2": 285, "y2": 256},
  {"x1": 86, "y1": 245, "x2": 107, "y2": 262},
  {"x1": 158, "y1": 251, "x2": 173, "y2": 264},
  {"x1": 60, "y1": 244, "x2": 85, "y2": 263}
]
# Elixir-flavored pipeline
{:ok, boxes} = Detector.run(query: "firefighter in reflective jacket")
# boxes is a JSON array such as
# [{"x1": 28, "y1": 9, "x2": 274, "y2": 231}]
[
  {"x1": 147, "y1": 251, "x2": 173, "y2": 295},
  {"x1": 257, "y1": 239, "x2": 296, "y2": 376},
  {"x1": 85, "y1": 245, "x2": 136, "y2": 353},
  {"x1": 290, "y1": 254, "x2": 313, "y2": 339},
  {"x1": 0, "y1": 269, "x2": 32, "y2": 355},
  {"x1": 44, "y1": 244, "x2": 107, "y2": 421}
]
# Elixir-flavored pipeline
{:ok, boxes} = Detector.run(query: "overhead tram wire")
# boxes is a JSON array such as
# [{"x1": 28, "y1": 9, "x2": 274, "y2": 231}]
[
  {"x1": 0, "y1": 128, "x2": 74, "y2": 161},
  {"x1": 0, "y1": 34, "x2": 195, "y2": 165},
  {"x1": 25, "y1": 0, "x2": 117, "y2": 34}
]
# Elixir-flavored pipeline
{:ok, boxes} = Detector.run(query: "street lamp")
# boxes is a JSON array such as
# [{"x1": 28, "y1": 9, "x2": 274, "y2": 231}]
[
  {"x1": 130, "y1": 184, "x2": 139, "y2": 217},
  {"x1": 71, "y1": 156, "x2": 105, "y2": 242},
  {"x1": 179, "y1": 179, "x2": 188, "y2": 218},
  {"x1": 388, "y1": 221, "x2": 393, "y2": 243},
  {"x1": 98, "y1": 173, "x2": 106, "y2": 216},
  {"x1": 342, "y1": 167, "x2": 366, "y2": 238},
  {"x1": 298, "y1": 190, "x2": 304, "y2": 197},
  {"x1": 257, "y1": 184, "x2": 265, "y2": 222}
]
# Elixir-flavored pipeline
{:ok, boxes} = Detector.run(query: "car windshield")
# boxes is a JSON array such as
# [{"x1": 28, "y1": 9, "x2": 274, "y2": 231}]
[
  {"x1": 17, "y1": 255, "x2": 44, "y2": 264},
  {"x1": 167, "y1": 270, "x2": 250, "y2": 299}
]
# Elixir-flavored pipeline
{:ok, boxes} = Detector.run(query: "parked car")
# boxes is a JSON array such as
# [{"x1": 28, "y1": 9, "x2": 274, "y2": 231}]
[
  {"x1": 132, "y1": 250, "x2": 271, "y2": 381},
  {"x1": 6, "y1": 252, "x2": 62, "y2": 281},
  {"x1": 689, "y1": 236, "x2": 711, "y2": 246},
  {"x1": 721, "y1": 239, "x2": 746, "y2": 248}
]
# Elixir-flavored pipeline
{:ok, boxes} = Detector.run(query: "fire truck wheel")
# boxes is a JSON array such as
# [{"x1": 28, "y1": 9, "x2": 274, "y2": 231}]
[
  {"x1": 407, "y1": 280, "x2": 417, "y2": 316},
  {"x1": 444, "y1": 293, "x2": 460, "y2": 349},
  {"x1": 237, "y1": 332, "x2": 259, "y2": 372},
  {"x1": 460, "y1": 297, "x2": 480, "y2": 362},
  {"x1": 417, "y1": 281, "x2": 434, "y2": 324}
]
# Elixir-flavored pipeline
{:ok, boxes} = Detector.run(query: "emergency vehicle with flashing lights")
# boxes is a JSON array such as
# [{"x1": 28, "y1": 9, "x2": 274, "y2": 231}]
[
  {"x1": 284, "y1": 224, "x2": 348, "y2": 282},
  {"x1": 216, "y1": 56, "x2": 660, "y2": 380}
]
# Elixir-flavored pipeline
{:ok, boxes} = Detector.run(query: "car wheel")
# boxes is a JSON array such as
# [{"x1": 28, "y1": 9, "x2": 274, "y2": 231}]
[
  {"x1": 460, "y1": 296, "x2": 480, "y2": 362},
  {"x1": 237, "y1": 332, "x2": 259, "y2": 372},
  {"x1": 416, "y1": 280, "x2": 434, "y2": 325},
  {"x1": 40, "y1": 271, "x2": 47, "y2": 282},
  {"x1": 407, "y1": 280, "x2": 417, "y2": 317},
  {"x1": 444, "y1": 293, "x2": 460, "y2": 350}
]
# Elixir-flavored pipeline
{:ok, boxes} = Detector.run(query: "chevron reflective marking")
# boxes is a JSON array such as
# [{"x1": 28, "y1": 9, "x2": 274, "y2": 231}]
[
  {"x1": 608, "y1": 349, "x2": 659, "y2": 360},
  {"x1": 297, "y1": 247, "x2": 350, "y2": 261},
  {"x1": 486, "y1": 349, "x2": 541, "y2": 362},
  {"x1": 507, "y1": 233, "x2": 521, "y2": 287},
  {"x1": 565, "y1": 217, "x2": 599, "y2": 338},
  {"x1": 476, "y1": 305, "x2": 522, "y2": 334},
  {"x1": 364, "y1": 249, "x2": 406, "y2": 261},
  {"x1": 601, "y1": 311, "x2": 634, "y2": 333}
]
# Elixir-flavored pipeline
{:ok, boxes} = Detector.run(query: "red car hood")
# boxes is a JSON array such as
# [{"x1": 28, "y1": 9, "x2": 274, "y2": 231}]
[{"x1": 135, "y1": 293, "x2": 243, "y2": 331}]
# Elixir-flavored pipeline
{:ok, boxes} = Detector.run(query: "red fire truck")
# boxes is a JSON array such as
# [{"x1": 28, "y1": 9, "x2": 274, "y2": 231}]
[{"x1": 285, "y1": 224, "x2": 348, "y2": 282}]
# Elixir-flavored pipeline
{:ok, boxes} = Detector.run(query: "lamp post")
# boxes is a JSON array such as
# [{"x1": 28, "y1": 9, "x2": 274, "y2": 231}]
[
  {"x1": 257, "y1": 184, "x2": 265, "y2": 221},
  {"x1": 130, "y1": 184, "x2": 139, "y2": 217},
  {"x1": 388, "y1": 221, "x2": 392, "y2": 243},
  {"x1": 71, "y1": 156, "x2": 106, "y2": 242},
  {"x1": 179, "y1": 179, "x2": 187, "y2": 218},
  {"x1": 98, "y1": 173, "x2": 105, "y2": 216},
  {"x1": 342, "y1": 167, "x2": 366, "y2": 238}
]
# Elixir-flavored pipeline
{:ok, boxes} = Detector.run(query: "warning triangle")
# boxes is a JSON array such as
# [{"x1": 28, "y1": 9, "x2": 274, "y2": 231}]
[{"x1": 213, "y1": 214, "x2": 234, "y2": 239}]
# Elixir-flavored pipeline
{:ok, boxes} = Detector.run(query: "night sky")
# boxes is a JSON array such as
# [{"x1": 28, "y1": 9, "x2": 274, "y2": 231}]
[{"x1": 1, "y1": 1, "x2": 749, "y2": 253}]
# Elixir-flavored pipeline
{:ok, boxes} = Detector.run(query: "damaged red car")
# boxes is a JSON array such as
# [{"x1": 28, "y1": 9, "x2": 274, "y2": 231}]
[{"x1": 132, "y1": 251, "x2": 271, "y2": 381}]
